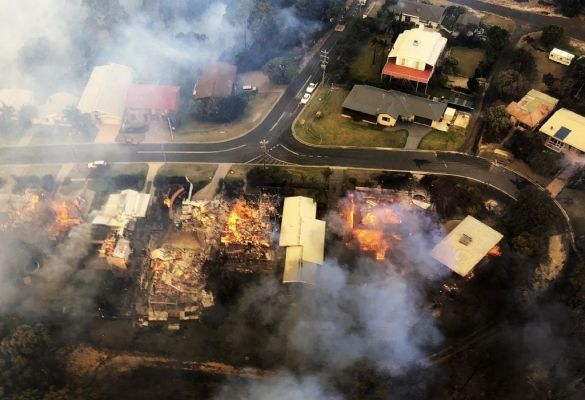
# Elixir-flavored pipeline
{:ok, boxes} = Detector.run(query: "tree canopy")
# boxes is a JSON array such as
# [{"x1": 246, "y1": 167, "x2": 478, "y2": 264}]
[
  {"x1": 483, "y1": 105, "x2": 511, "y2": 143},
  {"x1": 540, "y1": 24, "x2": 565, "y2": 48},
  {"x1": 494, "y1": 69, "x2": 528, "y2": 100}
]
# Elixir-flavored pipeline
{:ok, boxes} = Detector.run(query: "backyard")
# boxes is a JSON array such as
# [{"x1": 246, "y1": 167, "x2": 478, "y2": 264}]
[
  {"x1": 418, "y1": 126, "x2": 468, "y2": 151},
  {"x1": 449, "y1": 47, "x2": 486, "y2": 78},
  {"x1": 349, "y1": 39, "x2": 387, "y2": 82},
  {"x1": 294, "y1": 87, "x2": 408, "y2": 148}
]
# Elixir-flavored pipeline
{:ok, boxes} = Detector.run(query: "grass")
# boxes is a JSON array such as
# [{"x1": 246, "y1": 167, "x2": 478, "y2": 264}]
[
  {"x1": 418, "y1": 127, "x2": 468, "y2": 151},
  {"x1": 482, "y1": 13, "x2": 516, "y2": 33},
  {"x1": 349, "y1": 40, "x2": 386, "y2": 82},
  {"x1": 109, "y1": 163, "x2": 149, "y2": 177},
  {"x1": 175, "y1": 92, "x2": 281, "y2": 142},
  {"x1": 295, "y1": 87, "x2": 408, "y2": 149},
  {"x1": 0, "y1": 165, "x2": 61, "y2": 179},
  {"x1": 29, "y1": 125, "x2": 88, "y2": 145},
  {"x1": 449, "y1": 47, "x2": 486, "y2": 78},
  {"x1": 156, "y1": 164, "x2": 218, "y2": 182}
]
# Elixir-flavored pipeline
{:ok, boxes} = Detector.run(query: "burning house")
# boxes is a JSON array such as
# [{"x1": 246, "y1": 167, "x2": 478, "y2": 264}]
[
  {"x1": 431, "y1": 216, "x2": 503, "y2": 277},
  {"x1": 92, "y1": 189, "x2": 151, "y2": 234}
]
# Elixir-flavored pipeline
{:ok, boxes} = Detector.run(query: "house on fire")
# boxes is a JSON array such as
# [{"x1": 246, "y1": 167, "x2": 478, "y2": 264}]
[
  {"x1": 388, "y1": 0, "x2": 446, "y2": 29},
  {"x1": 341, "y1": 85, "x2": 449, "y2": 131},
  {"x1": 382, "y1": 26, "x2": 447, "y2": 91},
  {"x1": 193, "y1": 62, "x2": 237, "y2": 100}
]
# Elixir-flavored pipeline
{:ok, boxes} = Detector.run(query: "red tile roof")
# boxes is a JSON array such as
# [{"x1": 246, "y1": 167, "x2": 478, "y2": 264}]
[
  {"x1": 126, "y1": 84, "x2": 180, "y2": 112},
  {"x1": 382, "y1": 62, "x2": 433, "y2": 84}
]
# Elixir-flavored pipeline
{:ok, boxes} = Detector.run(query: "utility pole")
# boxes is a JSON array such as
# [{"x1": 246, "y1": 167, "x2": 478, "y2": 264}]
[
  {"x1": 259, "y1": 139, "x2": 269, "y2": 169},
  {"x1": 320, "y1": 49, "x2": 330, "y2": 85}
]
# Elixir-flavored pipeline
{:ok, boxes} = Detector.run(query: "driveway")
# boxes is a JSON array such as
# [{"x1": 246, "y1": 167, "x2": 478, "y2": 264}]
[{"x1": 403, "y1": 123, "x2": 430, "y2": 150}]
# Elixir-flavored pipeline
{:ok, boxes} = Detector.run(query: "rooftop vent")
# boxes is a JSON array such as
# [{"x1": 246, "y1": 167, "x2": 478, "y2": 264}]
[
  {"x1": 413, "y1": 40, "x2": 420, "y2": 46},
  {"x1": 459, "y1": 234, "x2": 472, "y2": 246}
]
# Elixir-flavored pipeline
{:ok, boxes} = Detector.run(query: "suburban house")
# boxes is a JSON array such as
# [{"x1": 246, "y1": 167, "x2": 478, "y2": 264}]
[
  {"x1": 125, "y1": 84, "x2": 181, "y2": 123},
  {"x1": 388, "y1": 0, "x2": 446, "y2": 29},
  {"x1": 77, "y1": 63, "x2": 134, "y2": 125},
  {"x1": 33, "y1": 92, "x2": 78, "y2": 126},
  {"x1": 193, "y1": 62, "x2": 237, "y2": 100},
  {"x1": 431, "y1": 216, "x2": 503, "y2": 277},
  {"x1": 382, "y1": 27, "x2": 447, "y2": 90},
  {"x1": 539, "y1": 108, "x2": 585, "y2": 154},
  {"x1": 341, "y1": 85, "x2": 449, "y2": 131},
  {"x1": 506, "y1": 89, "x2": 559, "y2": 131}
]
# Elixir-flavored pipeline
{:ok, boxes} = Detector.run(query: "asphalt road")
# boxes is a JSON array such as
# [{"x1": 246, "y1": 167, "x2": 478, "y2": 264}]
[{"x1": 0, "y1": 1, "x2": 577, "y2": 199}]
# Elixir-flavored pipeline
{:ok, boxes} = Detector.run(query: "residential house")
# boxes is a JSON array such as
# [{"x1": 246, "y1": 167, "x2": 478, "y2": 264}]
[
  {"x1": 506, "y1": 89, "x2": 559, "y2": 131},
  {"x1": 34, "y1": 92, "x2": 78, "y2": 126},
  {"x1": 388, "y1": 0, "x2": 446, "y2": 29},
  {"x1": 431, "y1": 216, "x2": 503, "y2": 277},
  {"x1": 125, "y1": 84, "x2": 181, "y2": 123},
  {"x1": 193, "y1": 62, "x2": 237, "y2": 100},
  {"x1": 342, "y1": 85, "x2": 448, "y2": 130},
  {"x1": 539, "y1": 108, "x2": 585, "y2": 154},
  {"x1": 382, "y1": 26, "x2": 448, "y2": 89},
  {"x1": 77, "y1": 64, "x2": 134, "y2": 125}
]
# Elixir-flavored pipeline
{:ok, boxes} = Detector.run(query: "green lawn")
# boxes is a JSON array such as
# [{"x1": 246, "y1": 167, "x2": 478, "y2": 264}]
[
  {"x1": 156, "y1": 164, "x2": 218, "y2": 182},
  {"x1": 449, "y1": 47, "x2": 486, "y2": 78},
  {"x1": 418, "y1": 127, "x2": 468, "y2": 151},
  {"x1": 175, "y1": 92, "x2": 281, "y2": 142},
  {"x1": 295, "y1": 88, "x2": 408, "y2": 149},
  {"x1": 349, "y1": 39, "x2": 386, "y2": 82},
  {"x1": 109, "y1": 163, "x2": 149, "y2": 177}
]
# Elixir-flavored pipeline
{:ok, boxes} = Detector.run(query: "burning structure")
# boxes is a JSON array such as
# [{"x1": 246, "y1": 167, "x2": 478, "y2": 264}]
[
  {"x1": 342, "y1": 189, "x2": 405, "y2": 260},
  {"x1": 279, "y1": 196, "x2": 326, "y2": 285},
  {"x1": 0, "y1": 189, "x2": 85, "y2": 240},
  {"x1": 431, "y1": 216, "x2": 503, "y2": 277},
  {"x1": 92, "y1": 189, "x2": 151, "y2": 234}
]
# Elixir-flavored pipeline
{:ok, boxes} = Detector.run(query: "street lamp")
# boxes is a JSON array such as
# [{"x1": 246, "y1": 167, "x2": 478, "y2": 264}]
[{"x1": 259, "y1": 139, "x2": 269, "y2": 169}]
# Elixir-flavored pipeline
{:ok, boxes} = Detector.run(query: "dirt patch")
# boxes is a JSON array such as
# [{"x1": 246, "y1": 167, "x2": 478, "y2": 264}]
[{"x1": 533, "y1": 234, "x2": 567, "y2": 292}]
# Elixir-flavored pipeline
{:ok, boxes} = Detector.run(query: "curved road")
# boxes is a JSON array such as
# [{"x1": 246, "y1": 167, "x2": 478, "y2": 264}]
[{"x1": 1, "y1": 1, "x2": 581, "y2": 199}]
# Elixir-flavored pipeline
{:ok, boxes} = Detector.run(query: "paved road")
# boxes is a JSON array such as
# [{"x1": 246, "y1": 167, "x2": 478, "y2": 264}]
[
  {"x1": 451, "y1": 0, "x2": 585, "y2": 41},
  {"x1": 1, "y1": 0, "x2": 580, "y2": 199}
]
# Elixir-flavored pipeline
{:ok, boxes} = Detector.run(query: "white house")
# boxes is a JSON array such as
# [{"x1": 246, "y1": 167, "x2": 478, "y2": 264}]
[
  {"x1": 539, "y1": 108, "x2": 585, "y2": 154},
  {"x1": 77, "y1": 64, "x2": 134, "y2": 125},
  {"x1": 549, "y1": 48, "x2": 575, "y2": 66}
]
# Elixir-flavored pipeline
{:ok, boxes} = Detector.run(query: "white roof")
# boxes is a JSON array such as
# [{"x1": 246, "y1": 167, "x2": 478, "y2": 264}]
[
  {"x1": 539, "y1": 108, "x2": 585, "y2": 152},
  {"x1": 78, "y1": 64, "x2": 134, "y2": 119},
  {"x1": 550, "y1": 48, "x2": 575, "y2": 59},
  {"x1": 389, "y1": 27, "x2": 447, "y2": 68},
  {"x1": 431, "y1": 216, "x2": 503, "y2": 276},
  {"x1": 112, "y1": 238, "x2": 131, "y2": 260},
  {"x1": 279, "y1": 196, "x2": 326, "y2": 285},
  {"x1": 35, "y1": 92, "x2": 78, "y2": 125},
  {"x1": 92, "y1": 190, "x2": 151, "y2": 228},
  {"x1": 0, "y1": 89, "x2": 33, "y2": 111}
]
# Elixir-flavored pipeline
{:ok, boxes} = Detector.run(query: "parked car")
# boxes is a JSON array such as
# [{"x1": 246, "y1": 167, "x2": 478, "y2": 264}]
[
  {"x1": 306, "y1": 82, "x2": 318, "y2": 93},
  {"x1": 122, "y1": 123, "x2": 149, "y2": 134},
  {"x1": 242, "y1": 85, "x2": 258, "y2": 92},
  {"x1": 88, "y1": 160, "x2": 107, "y2": 169},
  {"x1": 124, "y1": 137, "x2": 139, "y2": 145},
  {"x1": 300, "y1": 93, "x2": 311, "y2": 105}
]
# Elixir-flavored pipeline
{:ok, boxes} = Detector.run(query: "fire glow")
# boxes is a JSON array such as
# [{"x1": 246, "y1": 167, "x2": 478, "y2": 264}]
[{"x1": 343, "y1": 192, "x2": 403, "y2": 260}]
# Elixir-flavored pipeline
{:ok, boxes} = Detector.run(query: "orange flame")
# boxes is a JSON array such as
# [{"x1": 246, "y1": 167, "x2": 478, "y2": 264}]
[
  {"x1": 221, "y1": 198, "x2": 256, "y2": 245},
  {"x1": 488, "y1": 245, "x2": 502, "y2": 257},
  {"x1": 353, "y1": 229, "x2": 388, "y2": 260}
]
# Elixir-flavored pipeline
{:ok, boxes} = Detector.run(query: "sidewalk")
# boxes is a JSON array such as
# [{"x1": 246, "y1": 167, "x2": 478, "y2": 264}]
[{"x1": 192, "y1": 164, "x2": 233, "y2": 201}]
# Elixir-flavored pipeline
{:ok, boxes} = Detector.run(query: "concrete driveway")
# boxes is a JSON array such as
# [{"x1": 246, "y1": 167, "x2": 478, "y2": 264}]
[{"x1": 403, "y1": 123, "x2": 431, "y2": 150}]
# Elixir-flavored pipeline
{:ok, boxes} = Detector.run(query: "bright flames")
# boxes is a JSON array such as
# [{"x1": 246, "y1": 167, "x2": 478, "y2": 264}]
[
  {"x1": 47, "y1": 200, "x2": 83, "y2": 239},
  {"x1": 343, "y1": 192, "x2": 403, "y2": 260}
]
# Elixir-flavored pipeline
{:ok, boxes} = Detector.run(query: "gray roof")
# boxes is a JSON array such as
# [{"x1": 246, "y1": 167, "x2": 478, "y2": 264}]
[
  {"x1": 456, "y1": 12, "x2": 481, "y2": 27},
  {"x1": 389, "y1": 0, "x2": 446, "y2": 24},
  {"x1": 342, "y1": 85, "x2": 447, "y2": 122}
]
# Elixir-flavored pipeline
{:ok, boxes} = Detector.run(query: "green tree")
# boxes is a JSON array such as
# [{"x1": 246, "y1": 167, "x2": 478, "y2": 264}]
[
  {"x1": 554, "y1": 0, "x2": 585, "y2": 16},
  {"x1": 263, "y1": 56, "x2": 299, "y2": 84},
  {"x1": 483, "y1": 105, "x2": 511, "y2": 143},
  {"x1": 494, "y1": 69, "x2": 528, "y2": 100},
  {"x1": 64, "y1": 106, "x2": 97, "y2": 139},
  {"x1": 540, "y1": 24, "x2": 565, "y2": 48},
  {"x1": 485, "y1": 25, "x2": 510, "y2": 52},
  {"x1": 0, "y1": 105, "x2": 17, "y2": 135},
  {"x1": 509, "y1": 48, "x2": 537, "y2": 79},
  {"x1": 194, "y1": 96, "x2": 248, "y2": 123}
]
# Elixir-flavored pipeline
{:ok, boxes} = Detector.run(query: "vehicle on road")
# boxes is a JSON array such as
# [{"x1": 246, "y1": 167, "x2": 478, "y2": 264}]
[
  {"x1": 88, "y1": 160, "x2": 107, "y2": 169},
  {"x1": 242, "y1": 85, "x2": 258, "y2": 92},
  {"x1": 124, "y1": 137, "x2": 139, "y2": 145},
  {"x1": 122, "y1": 124, "x2": 149, "y2": 134},
  {"x1": 300, "y1": 93, "x2": 311, "y2": 105},
  {"x1": 306, "y1": 83, "x2": 318, "y2": 94}
]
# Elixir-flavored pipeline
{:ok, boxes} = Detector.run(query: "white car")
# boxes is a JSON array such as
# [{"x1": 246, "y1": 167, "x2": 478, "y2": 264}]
[
  {"x1": 300, "y1": 93, "x2": 311, "y2": 105},
  {"x1": 306, "y1": 82, "x2": 318, "y2": 94},
  {"x1": 88, "y1": 160, "x2": 107, "y2": 169}
]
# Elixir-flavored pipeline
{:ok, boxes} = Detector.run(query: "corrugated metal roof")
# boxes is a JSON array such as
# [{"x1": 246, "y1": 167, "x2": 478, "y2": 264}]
[
  {"x1": 540, "y1": 108, "x2": 585, "y2": 152},
  {"x1": 342, "y1": 85, "x2": 447, "y2": 121},
  {"x1": 126, "y1": 84, "x2": 180, "y2": 112},
  {"x1": 279, "y1": 196, "x2": 317, "y2": 247},
  {"x1": 78, "y1": 64, "x2": 134, "y2": 120},
  {"x1": 388, "y1": 0, "x2": 445, "y2": 23},
  {"x1": 388, "y1": 28, "x2": 447, "y2": 68},
  {"x1": 506, "y1": 89, "x2": 558, "y2": 129},
  {"x1": 431, "y1": 216, "x2": 503, "y2": 276},
  {"x1": 193, "y1": 62, "x2": 237, "y2": 99}
]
